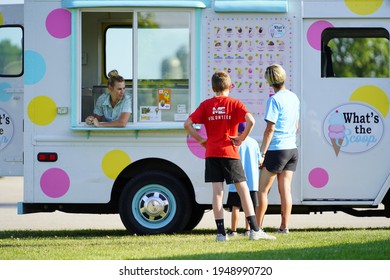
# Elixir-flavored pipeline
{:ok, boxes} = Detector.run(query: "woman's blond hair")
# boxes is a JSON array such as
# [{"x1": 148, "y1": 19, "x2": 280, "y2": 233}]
[
  {"x1": 264, "y1": 64, "x2": 286, "y2": 89},
  {"x1": 107, "y1": 70, "x2": 124, "y2": 88}
]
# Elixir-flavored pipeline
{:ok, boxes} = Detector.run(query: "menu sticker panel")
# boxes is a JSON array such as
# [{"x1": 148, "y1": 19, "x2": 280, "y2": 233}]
[{"x1": 206, "y1": 16, "x2": 293, "y2": 123}]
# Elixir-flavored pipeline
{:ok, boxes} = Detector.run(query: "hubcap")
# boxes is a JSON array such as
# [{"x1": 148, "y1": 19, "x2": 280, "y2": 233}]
[{"x1": 140, "y1": 191, "x2": 169, "y2": 221}]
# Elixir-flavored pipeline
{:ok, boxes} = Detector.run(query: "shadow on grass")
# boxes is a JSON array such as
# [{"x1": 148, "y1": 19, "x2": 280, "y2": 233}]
[
  {"x1": 0, "y1": 229, "x2": 129, "y2": 239},
  {"x1": 160, "y1": 239, "x2": 390, "y2": 260},
  {"x1": 0, "y1": 227, "x2": 389, "y2": 239}
]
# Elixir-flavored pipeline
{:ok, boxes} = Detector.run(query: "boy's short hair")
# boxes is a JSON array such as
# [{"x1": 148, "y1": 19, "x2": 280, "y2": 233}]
[
  {"x1": 212, "y1": 70, "x2": 232, "y2": 92},
  {"x1": 264, "y1": 64, "x2": 286, "y2": 89}
]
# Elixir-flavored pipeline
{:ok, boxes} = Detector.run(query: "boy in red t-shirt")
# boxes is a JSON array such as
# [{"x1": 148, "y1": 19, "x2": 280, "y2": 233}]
[{"x1": 184, "y1": 70, "x2": 275, "y2": 241}]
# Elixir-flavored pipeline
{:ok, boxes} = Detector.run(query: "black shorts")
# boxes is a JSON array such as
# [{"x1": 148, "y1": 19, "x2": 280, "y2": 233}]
[
  {"x1": 205, "y1": 157, "x2": 246, "y2": 184},
  {"x1": 227, "y1": 191, "x2": 258, "y2": 209},
  {"x1": 263, "y1": 148, "x2": 298, "y2": 173}
]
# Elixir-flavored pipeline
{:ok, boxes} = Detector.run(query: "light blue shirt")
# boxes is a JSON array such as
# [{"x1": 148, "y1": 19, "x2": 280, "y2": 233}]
[
  {"x1": 228, "y1": 136, "x2": 260, "y2": 192},
  {"x1": 264, "y1": 89, "x2": 300, "y2": 150},
  {"x1": 94, "y1": 93, "x2": 132, "y2": 122}
]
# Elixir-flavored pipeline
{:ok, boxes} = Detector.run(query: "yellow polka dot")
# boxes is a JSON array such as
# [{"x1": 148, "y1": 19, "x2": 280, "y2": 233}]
[
  {"x1": 350, "y1": 85, "x2": 389, "y2": 118},
  {"x1": 344, "y1": 0, "x2": 383, "y2": 15},
  {"x1": 27, "y1": 96, "x2": 57, "y2": 126},
  {"x1": 102, "y1": 150, "x2": 131, "y2": 179}
]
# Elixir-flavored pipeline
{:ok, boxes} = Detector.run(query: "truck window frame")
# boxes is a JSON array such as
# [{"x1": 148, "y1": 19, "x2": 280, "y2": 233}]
[
  {"x1": 321, "y1": 27, "x2": 390, "y2": 78},
  {"x1": 75, "y1": 8, "x2": 195, "y2": 130},
  {"x1": 0, "y1": 25, "x2": 24, "y2": 77}
]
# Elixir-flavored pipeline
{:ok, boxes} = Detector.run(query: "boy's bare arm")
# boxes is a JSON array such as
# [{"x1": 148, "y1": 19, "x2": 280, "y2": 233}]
[
  {"x1": 229, "y1": 113, "x2": 255, "y2": 146},
  {"x1": 184, "y1": 118, "x2": 207, "y2": 147}
]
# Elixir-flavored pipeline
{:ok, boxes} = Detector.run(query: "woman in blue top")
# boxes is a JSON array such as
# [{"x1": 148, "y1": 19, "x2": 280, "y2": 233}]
[
  {"x1": 85, "y1": 70, "x2": 132, "y2": 127},
  {"x1": 256, "y1": 64, "x2": 300, "y2": 235}
]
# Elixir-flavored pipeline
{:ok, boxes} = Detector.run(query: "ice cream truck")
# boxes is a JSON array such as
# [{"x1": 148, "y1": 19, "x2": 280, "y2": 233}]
[{"x1": 0, "y1": 0, "x2": 389, "y2": 234}]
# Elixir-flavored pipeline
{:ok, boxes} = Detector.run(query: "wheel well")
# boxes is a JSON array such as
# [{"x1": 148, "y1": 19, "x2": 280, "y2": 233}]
[{"x1": 109, "y1": 158, "x2": 196, "y2": 211}]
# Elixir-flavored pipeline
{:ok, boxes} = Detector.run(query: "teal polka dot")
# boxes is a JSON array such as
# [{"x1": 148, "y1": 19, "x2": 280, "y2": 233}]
[{"x1": 24, "y1": 50, "x2": 46, "y2": 85}]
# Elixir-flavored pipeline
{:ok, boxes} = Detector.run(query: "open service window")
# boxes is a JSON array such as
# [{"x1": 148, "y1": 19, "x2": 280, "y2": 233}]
[
  {"x1": 78, "y1": 9, "x2": 193, "y2": 129},
  {"x1": 321, "y1": 27, "x2": 389, "y2": 78},
  {"x1": 0, "y1": 25, "x2": 23, "y2": 77}
]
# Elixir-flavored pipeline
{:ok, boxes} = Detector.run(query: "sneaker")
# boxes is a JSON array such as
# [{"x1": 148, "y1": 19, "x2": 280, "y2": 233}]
[
  {"x1": 216, "y1": 234, "x2": 229, "y2": 242},
  {"x1": 249, "y1": 229, "x2": 276, "y2": 240},
  {"x1": 242, "y1": 230, "x2": 251, "y2": 237},
  {"x1": 227, "y1": 230, "x2": 238, "y2": 237},
  {"x1": 277, "y1": 228, "x2": 289, "y2": 234}
]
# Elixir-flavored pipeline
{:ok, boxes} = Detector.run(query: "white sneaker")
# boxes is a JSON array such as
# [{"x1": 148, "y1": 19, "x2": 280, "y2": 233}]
[
  {"x1": 227, "y1": 231, "x2": 238, "y2": 237},
  {"x1": 249, "y1": 229, "x2": 276, "y2": 240},
  {"x1": 216, "y1": 234, "x2": 229, "y2": 242}
]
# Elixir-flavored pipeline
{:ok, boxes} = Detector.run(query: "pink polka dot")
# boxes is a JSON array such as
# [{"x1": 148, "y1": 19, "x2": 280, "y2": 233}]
[
  {"x1": 46, "y1": 9, "x2": 71, "y2": 39},
  {"x1": 40, "y1": 168, "x2": 70, "y2": 198},
  {"x1": 308, "y1": 168, "x2": 329, "y2": 188},
  {"x1": 186, "y1": 125, "x2": 207, "y2": 159},
  {"x1": 307, "y1": 20, "x2": 334, "y2": 50}
]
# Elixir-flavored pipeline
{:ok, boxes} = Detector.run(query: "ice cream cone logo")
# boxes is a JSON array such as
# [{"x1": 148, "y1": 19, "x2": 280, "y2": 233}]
[
  {"x1": 331, "y1": 138, "x2": 343, "y2": 156},
  {"x1": 328, "y1": 110, "x2": 345, "y2": 156},
  {"x1": 270, "y1": 28, "x2": 275, "y2": 38},
  {"x1": 324, "y1": 103, "x2": 384, "y2": 155},
  {"x1": 269, "y1": 23, "x2": 286, "y2": 39}
]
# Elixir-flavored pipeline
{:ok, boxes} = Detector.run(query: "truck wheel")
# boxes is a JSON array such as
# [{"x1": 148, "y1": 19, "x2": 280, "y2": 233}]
[
  {"x1": 184, "y1": 204, "x2": 204, "y2": 230},
  {"x1": 119, "y1": 171, "x2": 191, "y2": 235},
  {"x1": 382, "y1": 191, "x2": 390, "y2": 218}
]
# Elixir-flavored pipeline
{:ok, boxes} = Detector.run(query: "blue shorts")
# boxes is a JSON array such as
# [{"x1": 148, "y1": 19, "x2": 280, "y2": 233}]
[
  {"x1": 263, "y1": 148, "x2": 298, "y2": 173},
  {"x1": 205, "y1": 157, "x2": 246, "y2": 184}
]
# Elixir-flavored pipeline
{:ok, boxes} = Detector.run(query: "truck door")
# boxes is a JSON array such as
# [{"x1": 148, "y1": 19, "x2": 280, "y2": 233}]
[
  {"x1": 0, "y1": 4, "x2": 24, "y2": 175},
  {"x1": 302, "y1": 18, "x2": 390, "y2": 202}
]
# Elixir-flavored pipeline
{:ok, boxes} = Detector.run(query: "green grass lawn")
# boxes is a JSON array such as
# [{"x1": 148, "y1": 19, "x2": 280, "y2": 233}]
[{"x1": 0, "y1": 228, "x2": 389, "y2": 260}]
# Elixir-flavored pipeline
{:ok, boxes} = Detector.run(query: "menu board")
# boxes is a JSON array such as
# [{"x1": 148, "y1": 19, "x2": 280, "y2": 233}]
[{"x1": 206, "y1": 15, "x2": 293, "y2": 128}]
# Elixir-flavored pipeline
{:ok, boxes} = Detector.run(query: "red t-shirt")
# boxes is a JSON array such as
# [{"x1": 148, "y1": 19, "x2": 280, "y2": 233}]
[{"x1": 189, "y1": 95, "x2": 249, "y2": 159}]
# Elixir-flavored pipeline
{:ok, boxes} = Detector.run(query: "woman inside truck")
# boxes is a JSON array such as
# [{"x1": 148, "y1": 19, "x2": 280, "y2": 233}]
[{"x1": 85, "y1": 70, "x2": 132, "y2": 127}]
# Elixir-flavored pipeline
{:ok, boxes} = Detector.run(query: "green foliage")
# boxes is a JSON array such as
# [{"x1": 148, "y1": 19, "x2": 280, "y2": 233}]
[
  {"x1": 0, "y1": 228, "x2": 389, "y2": 260},
  {"x1": 328, "y1": 38, "x2": 389, "y2": 78},
  {"x1": 0, "y1": 39, "x2": 22, "y2": 75},
  {"x1": 137, "y1": 12, "x2": 159, "y2": 28}
]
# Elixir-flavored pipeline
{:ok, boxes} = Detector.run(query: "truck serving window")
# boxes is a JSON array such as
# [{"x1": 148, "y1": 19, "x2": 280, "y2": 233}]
[
  {"x1": 80, "y1": 10, "x2": 191, "y2": 128},
  {"x1": 321, "y1": 28, "x2": 389, "y2": 78},
  {"x1": 0, "y1": 25, "x2": 23, "y2": 77}
]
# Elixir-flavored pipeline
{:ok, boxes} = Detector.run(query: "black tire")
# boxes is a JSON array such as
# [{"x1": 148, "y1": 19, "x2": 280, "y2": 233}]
[
  {"x1": 119, "y1": 171, "x2": 191, "y2": 235},
  {"x1": 382, "y1": 191, "x2": 390, "y2": 218},
  {"x1": 184, "y1": 204, "x2": 205, "y2": 230}
]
